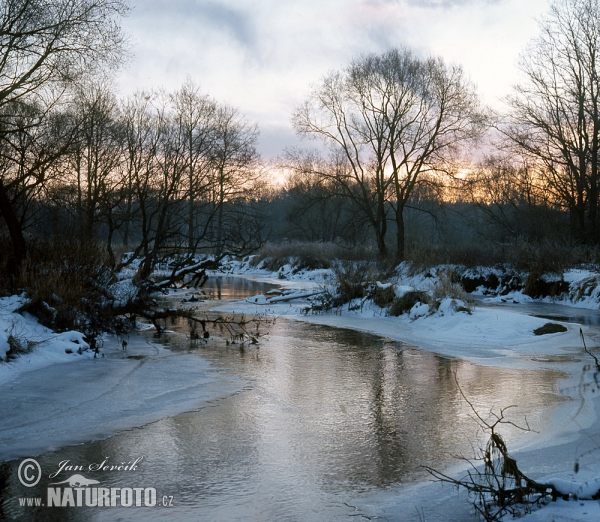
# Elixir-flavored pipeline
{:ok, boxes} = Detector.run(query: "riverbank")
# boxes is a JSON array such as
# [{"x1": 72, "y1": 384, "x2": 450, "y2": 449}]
[
  {"x1": 210, "y1": 260, "x2": 592, "y2": 372},
  {"x1": 0, "y1": 295, "x2": 244, "y2": 462},
  {"x1": 208, "y1": 260, "x2": 600, "y2": 521},
  {"x1": 2, "y1": 259, "x2": 600, "y2": 520}
]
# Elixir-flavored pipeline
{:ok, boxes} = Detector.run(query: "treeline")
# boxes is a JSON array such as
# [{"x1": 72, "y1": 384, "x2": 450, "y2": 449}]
[
  {"x1": 267, "y1": 167, "x2": 575, "y2": 269},
  {"x1": 2, "y1": 0, "x2": 600, "y2": 286},
  {"x1": 0, "y1": 79, "x2": 265, "y2": 276},
  {"x1": 0, "y1": 0, "x2": 268, "y2": 286},
  {"x1": 279, "y1": 0, "x2": 600, "y2": 262}
]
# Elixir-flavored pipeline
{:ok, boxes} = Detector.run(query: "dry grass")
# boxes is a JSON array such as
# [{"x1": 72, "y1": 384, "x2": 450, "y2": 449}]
[
  {"x1": 406, "y1": 239, "x2": 600, "y2": 272},
  {"x1": 251, "y1": 241, "x2": 380, "y2": 271},
  {"x1": 15, "y1": 238, "x2": 113, "y2": 331},
  {"x1": 432, "y1": 269, "x2": 469, "y2": 302},
  {"x1": 333, "y1": 261, "x2": 382, "y2": 302},
  {"x1": 388, "y1": 291, "x2": 430, "y2": 317}
]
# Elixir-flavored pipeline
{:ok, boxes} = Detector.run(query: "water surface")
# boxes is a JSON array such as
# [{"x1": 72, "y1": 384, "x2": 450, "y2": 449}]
[{"x1": 0, "y1": 281, "x2": 567, "y2": 521}]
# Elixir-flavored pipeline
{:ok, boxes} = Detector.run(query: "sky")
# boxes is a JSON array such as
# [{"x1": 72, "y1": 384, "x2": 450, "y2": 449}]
[{"x1": 117, "y1": 0, "x2": 551, "y2": 159}]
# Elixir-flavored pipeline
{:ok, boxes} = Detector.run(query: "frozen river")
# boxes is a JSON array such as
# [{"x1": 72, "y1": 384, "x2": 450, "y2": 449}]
[{"x1": 0, "y1": 277, "x2": 569, "y2": 520}]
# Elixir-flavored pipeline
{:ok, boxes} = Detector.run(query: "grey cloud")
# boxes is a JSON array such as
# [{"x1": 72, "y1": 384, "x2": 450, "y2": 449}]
[
  {"x1": 397, "y1": 0, "x2": 504, "y2": 7},
  {"x1": 132, "y1": 0, "x2": 256, "y2": 48},
  {"x1": 195, "y1": 1, "x2": 256, "y2": 47}
]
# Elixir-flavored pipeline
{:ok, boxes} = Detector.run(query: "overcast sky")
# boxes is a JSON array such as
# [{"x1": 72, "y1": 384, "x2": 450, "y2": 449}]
[{"x1": 117, "y1": 0, "x2": 551, "y2": 159}]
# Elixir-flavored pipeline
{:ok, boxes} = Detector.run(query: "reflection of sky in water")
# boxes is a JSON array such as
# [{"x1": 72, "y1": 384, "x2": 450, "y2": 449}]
[
  {"x1": 195, "y1": 276, "x2": 280, "y2": 300},
  {"x1": 0, "y1": 316, "x2": 566, "y2": 521}
]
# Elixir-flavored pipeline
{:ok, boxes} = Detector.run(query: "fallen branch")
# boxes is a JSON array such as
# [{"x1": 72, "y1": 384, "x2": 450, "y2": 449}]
[
  {"x1": 112, "y1": 299, "x2": 274, "y2": 345},
  {"x1": 423, "y1": 375, "x2": 563, "y2": 521}
]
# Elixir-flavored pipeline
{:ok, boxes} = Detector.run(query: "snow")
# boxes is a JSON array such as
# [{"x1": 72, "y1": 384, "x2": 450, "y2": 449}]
[
  {"x1": 246, "y1": 294, "x2": 269, "y2": 304},
  {"x1": 212, "y1": 285, "x2": 580, "y2": 370},
  {"x1": 409, "y1": 301, "x2": 430, "y2": 319},
  {"x1": 546, "y1": 477, "x2": 600, "y2": 499},
  {"x1": 107, "y1": 278, "x2": 139, "y2": 307},
  {"x1": 483, "y1": 290, "x2": 534, "y2": 304},
  {"x1": 0, "y1": 295, "x2": 243, "y2": 462},
  {"x1": 0, "y1": 296, "x2": 96, "y2": 382},
  {"x1": 395, "y1": 284, "x2": 415, "y2": 297},
  {"x1": 4, "y1": 258, "x2": 600, "y2": 521}
]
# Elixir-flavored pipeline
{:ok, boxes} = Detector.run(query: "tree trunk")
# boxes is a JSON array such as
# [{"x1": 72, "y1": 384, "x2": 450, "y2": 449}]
[
  {"x1": 589, "y1": 180, "x2": 598, "y2": 243},
  {"x1": 589, "y1": 127, "x2": 599, "y2": 244},
  {"x1": 570, "y1": 205, "x2": 586, "y2": 244},
  {"x1": 188, "y1": 152, "x2": 194, "y2": 253},
  {"x1": 0, "y1": 180, "x2": 27, "y2": 271},
  {"x1": 395, "y1": 206, "x2": 405, "y2": 263},
  {"x1": 374, "y1": 220, "x2": 387, "y2": 258},
  {"x1": 106, "y1": 210, "x2": 116, "y2": 269},
  {"x1": 216, "y1": 171, "x2": 225, "y2": 256}
]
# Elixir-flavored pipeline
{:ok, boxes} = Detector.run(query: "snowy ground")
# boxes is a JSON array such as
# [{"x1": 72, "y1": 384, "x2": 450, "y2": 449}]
[
  {"x1": 2, "y1": 259, "x2": 600, "y2": 520},
  {"x1": 0, "y1": 296, "x2": 243, "y2": 462}
]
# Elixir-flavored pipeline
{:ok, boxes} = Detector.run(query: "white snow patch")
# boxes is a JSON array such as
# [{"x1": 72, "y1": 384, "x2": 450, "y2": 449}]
[
  {"x1": 409, "y1": 302, "x2": 429, "y2": 320},
  {"x1": 546, "y1": 477, "x2": 600, "y2": 499},
  {"x1": 484, "y1": 290, "x2": 533, "y2": 304},
  {"x1": 0, "y1": 296, "x2": 96, "y2": 384},
  {"x1": 394, "y1": 285, "x2": 415, "y2": 298},
  {"x1": 108, "y1": 278, "x2": 139, "y2": 306},
  {"x1": 247, "y1": 294, "x2": 269, "y2": 305}
]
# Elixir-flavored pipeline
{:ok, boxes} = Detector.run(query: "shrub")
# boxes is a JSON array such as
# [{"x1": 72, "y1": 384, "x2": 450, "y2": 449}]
[
  {"x1": 372, "y1": 284, "x2": 396, "y2": 308},
  {"x1": 432, "y1": 268, "x2": 469, "y2": 302},
  {"x1": 15, "y1": 238, "x2": 115, "y2": 333},
  {"x1": 388, "y1": 290, "x2": 430, "y2": 317},
  {"x1": 302, "y1": 260, "x2": 383, "y2": 312},
  {"x1": 333, "y1": 261, "x2": 382, "y2": 303}
]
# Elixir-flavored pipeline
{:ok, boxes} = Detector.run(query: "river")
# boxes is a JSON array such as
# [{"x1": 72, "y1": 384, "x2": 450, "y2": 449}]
[{"x1": 0, "y1": 276, "x2": 568, "y2": 521}]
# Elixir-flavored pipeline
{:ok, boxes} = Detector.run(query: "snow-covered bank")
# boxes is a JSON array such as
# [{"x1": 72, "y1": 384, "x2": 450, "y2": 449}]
[
  {"x1": 353, "y1": 369, "x2": 600, "y2": 522},
  {"x1": 0, "y1": 294, "x2": 244, "y2": 461},
  {"x1": 210, "y1": 262, "x2": 599, "y2": 449},
  {"x1": 0, "y1": 295, "x2": 97, "y2": 382},
  {"x1": 3, "y1": 255, "x2": 600, "y2": 520}
]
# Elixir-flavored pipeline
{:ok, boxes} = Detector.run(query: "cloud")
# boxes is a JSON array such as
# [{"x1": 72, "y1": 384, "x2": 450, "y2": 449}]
[
  {"x1": 373, "y1": 0, "x2": 504, "y2": 7},
  {"x1": 126, "y1": 1, "x2": 256, "y2": 51},
  {"x1": 412, "y1": 0, "x2": 503, "y2": 6},
  {"x1": 194, "y1": 1, "x2": 256, "y2": 48},
  {"x1": 118, "y1": 0, "x2": 549, "y2": 158}
]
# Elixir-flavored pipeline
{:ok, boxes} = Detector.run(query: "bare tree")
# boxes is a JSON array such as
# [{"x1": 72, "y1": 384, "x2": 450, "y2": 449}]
[
  {"x1": 120, "y1": 91, "x2": 158, "y2": 251},
  {"x1": 118, "y1": 87, "x2": 265, "y2": 279},
  {"x1": 170, "y1": 79, "x2": 216, "y2": 252},
  {"x1": 463, "y1": 155, "x2": 556, "y2": 241},
  {"x1": 0, "y1": 0, "x2": 128, "y2": 267},
  {"x1": 506, "y1": 0, "x2": 600, "y2": 244},
  {"x1": 210, "y1": 103, "x2": 261, "y2": 256},
  {"x1": 293, "y1": 47, "x2": 483, "y2": 261},
  {"x1": 128, "y1": 92, "x2": 189, "y2": 281},
  {"x1": 69, "y1": 81, "x2": 123, "y2": 238},
  {"x1": 0, "y1": 100, "x2": 75, "y2": 269},
  {"x1": 283, "y1": 165, "x2": 366, "y2": 243}
]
